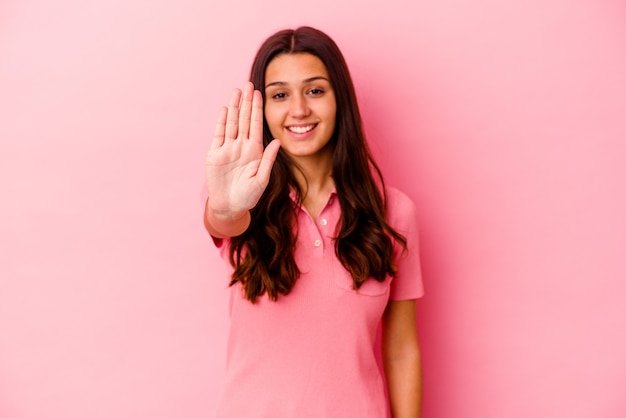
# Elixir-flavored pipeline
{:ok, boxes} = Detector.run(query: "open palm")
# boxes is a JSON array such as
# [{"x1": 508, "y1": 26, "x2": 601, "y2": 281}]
[{"x1": 205, "y1": 82, "x2": 281, "y2": 215}]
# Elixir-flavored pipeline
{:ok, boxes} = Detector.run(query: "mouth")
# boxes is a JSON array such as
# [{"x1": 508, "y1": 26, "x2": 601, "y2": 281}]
[{"x1": 286, "y1": 124, "x2": 317, "y2": 134}]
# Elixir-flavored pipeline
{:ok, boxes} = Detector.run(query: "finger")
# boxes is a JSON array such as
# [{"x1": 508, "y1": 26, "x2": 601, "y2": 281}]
[
  {"x1": 224, "y1": 88, "x2": 242, "y2": 140},
  {"x1": 256, "y1": 139, "x2": 281, "y2": 187},
  {"x1": 249, "y1": 89, "x2": 264, "y2": 144},
  {"x1": 238, "y1": 82, "x2": 254, "y2": 140},
  {"x1": 210, "y1": 106, "x2": 228, "y2": 150}
]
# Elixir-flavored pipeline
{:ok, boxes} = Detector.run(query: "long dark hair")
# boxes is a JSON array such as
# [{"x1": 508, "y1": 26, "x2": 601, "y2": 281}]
[{"x1": 229, "y1": 26, "x2": 406, "y2": 302}]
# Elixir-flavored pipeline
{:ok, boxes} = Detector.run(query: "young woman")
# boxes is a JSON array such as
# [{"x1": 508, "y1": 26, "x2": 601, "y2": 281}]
[{"x1": 204, "y1": 26, "x2": 423, "y2": 418}]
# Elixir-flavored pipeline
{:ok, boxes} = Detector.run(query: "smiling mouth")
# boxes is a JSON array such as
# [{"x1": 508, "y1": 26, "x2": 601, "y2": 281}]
[{"x1": 286, "y1": 124, "x2": 317, "y2": 134}]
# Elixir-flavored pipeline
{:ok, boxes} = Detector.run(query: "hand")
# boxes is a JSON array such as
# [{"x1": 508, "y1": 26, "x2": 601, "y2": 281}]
[{"x1": 205, "y1": 82, "x2": 281, "y2": 218}]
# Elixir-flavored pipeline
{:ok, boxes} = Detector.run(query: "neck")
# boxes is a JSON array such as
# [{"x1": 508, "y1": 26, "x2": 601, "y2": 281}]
[
  {"x1": 290, "y1": 147, "x2": 334, "y2": 196},
  {"x1": 290, "y1": 152, "x2": 334, "y2": 221}
]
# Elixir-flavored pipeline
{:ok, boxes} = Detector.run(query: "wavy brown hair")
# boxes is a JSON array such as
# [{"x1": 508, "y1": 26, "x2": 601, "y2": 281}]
[{"x1": 229, "y1": 26, "x2": 407, "y2": 302}]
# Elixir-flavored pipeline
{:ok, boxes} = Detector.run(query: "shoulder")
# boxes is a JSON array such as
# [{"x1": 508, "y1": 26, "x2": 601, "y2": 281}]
[
  {"x1": 385, "y1": 186, "x2": 418, "y2": 223},
  {"x1": 383, "y1": 186, "x2": 419, "y2": 241}
]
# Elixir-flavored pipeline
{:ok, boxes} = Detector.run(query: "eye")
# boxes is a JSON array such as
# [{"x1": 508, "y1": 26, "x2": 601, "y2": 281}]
[
  {"x1": 271, "y1": 92, "x2": 287, "y2": 100},
  {"x1": 309, "y1": 88, "x2": 324, "y2": 96}
]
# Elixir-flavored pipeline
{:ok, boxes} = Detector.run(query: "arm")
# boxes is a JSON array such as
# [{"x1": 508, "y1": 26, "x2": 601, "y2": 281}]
[
  {"x1": 203, "y1": 198, "x2": 251, "y2": 239},
  {"x1": 382, "y1": 299, "x2": 422, "y2": 418},
  {"x1": 204, "y1": 82, "x2": 281, "y2": 238}
]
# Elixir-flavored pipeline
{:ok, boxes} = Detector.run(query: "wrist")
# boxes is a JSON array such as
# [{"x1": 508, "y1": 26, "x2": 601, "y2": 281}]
[
  {"x1": 205, "y1": 199, "x2": 251, "y2": 238},
  {"x1": 207, "y1": 200, "x2": 249, "y2": 221}
]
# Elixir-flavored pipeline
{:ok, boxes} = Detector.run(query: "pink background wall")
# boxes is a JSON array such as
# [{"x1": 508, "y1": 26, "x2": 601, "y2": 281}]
[{"x1": 1, "y1": 0, "x2": 625, "y2": 417}]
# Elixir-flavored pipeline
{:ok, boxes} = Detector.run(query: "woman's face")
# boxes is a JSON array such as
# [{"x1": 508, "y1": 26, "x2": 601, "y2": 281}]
[{"x1": 264, "y1": 53, "x2": 337, "y2": 163}]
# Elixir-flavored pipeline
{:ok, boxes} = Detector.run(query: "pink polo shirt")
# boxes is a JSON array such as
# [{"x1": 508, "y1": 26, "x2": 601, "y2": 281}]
[{"x1": 212, "y1": 187, "x2": 423, "y2": 418}]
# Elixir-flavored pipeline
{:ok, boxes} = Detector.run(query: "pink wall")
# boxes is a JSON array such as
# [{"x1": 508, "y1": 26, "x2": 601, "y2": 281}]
[{"x1": 1, "y1": 0, "x2": 625, "y2": 417}]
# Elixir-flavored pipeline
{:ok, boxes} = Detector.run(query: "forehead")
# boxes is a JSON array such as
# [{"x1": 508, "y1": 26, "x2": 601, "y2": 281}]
[{"x1": 265, "y1": 53, "x2": 329, "y2": 85}]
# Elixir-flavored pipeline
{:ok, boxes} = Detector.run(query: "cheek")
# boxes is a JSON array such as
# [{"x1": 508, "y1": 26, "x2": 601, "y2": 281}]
[
  {"x1": 313, "y1": 100, "x2": 336, "y2": 123},
  {"x1": 266, "y1": 120, "x2": 284, "y2": 139},
  {"x1": 264, "y1": 109, "x2": 279, "y2": 129},
  {"x1": 324, "y1": 99, "x2": 337, "y2": 124}
]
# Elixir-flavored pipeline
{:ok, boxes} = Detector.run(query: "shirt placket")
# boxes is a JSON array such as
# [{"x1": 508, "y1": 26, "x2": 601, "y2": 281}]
[{"x1": 300, "y1": 194, "x2": 337, "y2": 258}]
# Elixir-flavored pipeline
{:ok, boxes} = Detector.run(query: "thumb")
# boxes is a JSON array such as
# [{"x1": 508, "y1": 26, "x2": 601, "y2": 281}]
[{"x1": 256, "y1": 139, "x2": 281, "y2": 187}]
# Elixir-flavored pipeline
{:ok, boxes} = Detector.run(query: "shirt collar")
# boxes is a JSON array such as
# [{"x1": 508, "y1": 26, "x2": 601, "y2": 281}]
[{"x1": 288, "y1": 187, "x2": 338, "y2": 206}]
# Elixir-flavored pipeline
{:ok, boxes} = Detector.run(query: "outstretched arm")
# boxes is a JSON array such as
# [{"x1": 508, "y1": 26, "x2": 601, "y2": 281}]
[
  {"x1": 204, "y1": 82, "x2": 281, "y2": 238},
  {"x1": 382, "y1": 299, "x2": 422, "y2": 418}
]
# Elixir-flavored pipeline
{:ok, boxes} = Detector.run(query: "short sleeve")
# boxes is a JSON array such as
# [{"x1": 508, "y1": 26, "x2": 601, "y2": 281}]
[{"x1": 387, "y1": 188, "x2": 424, "y2": 301}]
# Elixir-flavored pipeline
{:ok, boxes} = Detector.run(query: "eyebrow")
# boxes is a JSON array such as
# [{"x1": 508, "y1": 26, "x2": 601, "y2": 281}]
[{"x1": 265, "y1": 76, "x2": 330, "y2": 89}]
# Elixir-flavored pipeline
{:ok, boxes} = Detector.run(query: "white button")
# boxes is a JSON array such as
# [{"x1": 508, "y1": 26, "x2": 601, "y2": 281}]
[
  {"x1": 314, "y1": 239, "x2": 322, "y2": 247},
  {"x1": 320, "y1": 218, "x2": 328, "y2": 226}
]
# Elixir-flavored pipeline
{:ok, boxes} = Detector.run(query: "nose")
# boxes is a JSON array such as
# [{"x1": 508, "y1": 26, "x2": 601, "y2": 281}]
[{"x1": 288, "y1": 93, "x2": 311, "y2": 118}]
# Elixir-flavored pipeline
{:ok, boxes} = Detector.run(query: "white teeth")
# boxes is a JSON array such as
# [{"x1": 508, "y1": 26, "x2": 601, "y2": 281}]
[{"x1": 287, "y1": 124, "x2": 315, "y2": 134}]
